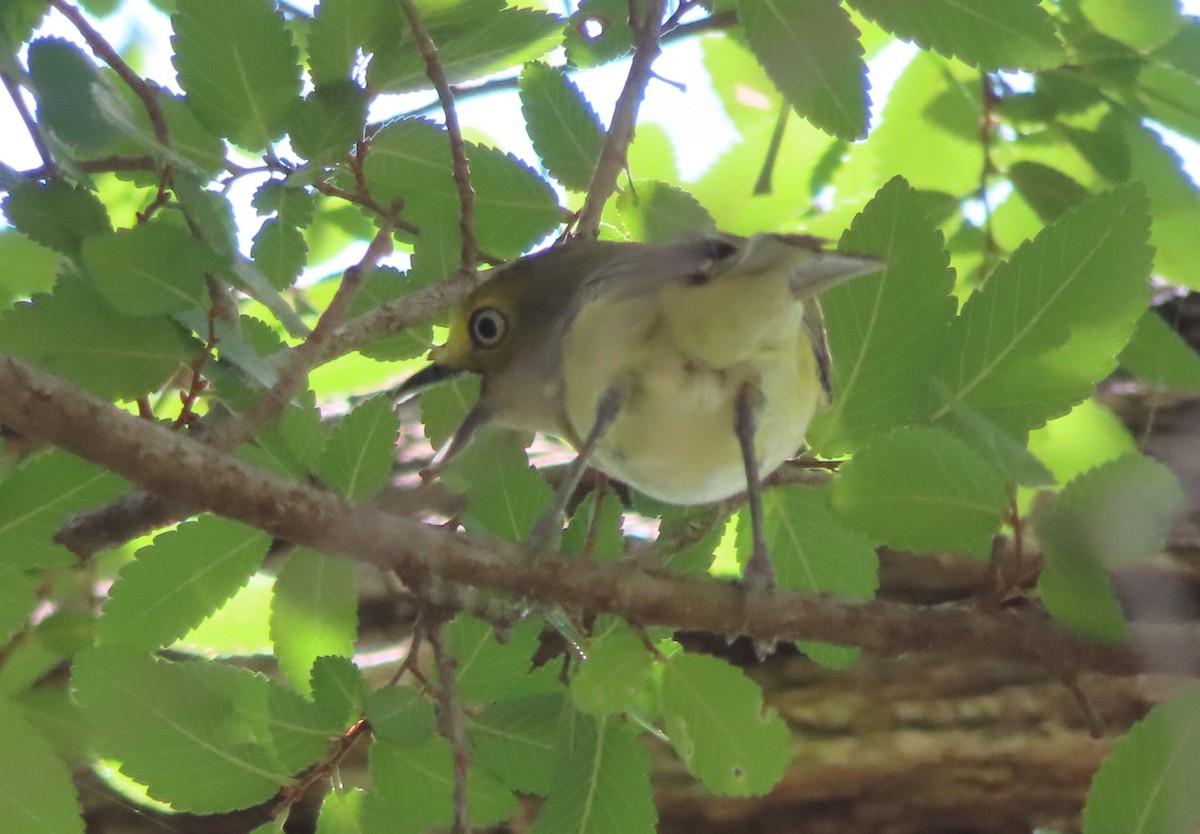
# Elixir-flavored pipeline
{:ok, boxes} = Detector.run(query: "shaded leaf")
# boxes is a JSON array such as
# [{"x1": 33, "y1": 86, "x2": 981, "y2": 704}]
[
  {"x1": 270, "y1": 548, "x2": 358, "y2": 695},
  {"x1": 847, "y1": 0, "x2": 1061, "y2": 69},
  {"x1": 0, "y1": 704, "x2": 84, "y2": 834},
  {"x1": 738, "y1": 0, "x2": 869, "y2": 139},
  {"x1": 99, "y1": 516, "x2": 270, "y2": 651},
  {"x1": 530, "y1": 712, "x2": 656, "y2": 834},
  {"x1": 662, "y1": 652, "x2": 790, "y2": 796},
  {"x1": 82, "y1": 220, "x2": 212, "y2": 315},
  {"x1": 0, "y1": 450, "x2": 129, "y2": 569},
  {"x1": 171, "y1": 0, "x2": 301, "y2": 150},
  {"x1": 519, "y1": 61, "x2": 605, "y2": 192},
  {"x1": 0, "y1": 274, "x2": 188, "y2": 400},
  {"x1": 831, "y1": 426, "x2": 1009, "y2": 558}
]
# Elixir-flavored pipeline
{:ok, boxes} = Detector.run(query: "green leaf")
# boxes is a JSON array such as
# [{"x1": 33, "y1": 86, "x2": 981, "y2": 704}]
[
  {"x1": 250, "y1": 218, "x2": 307, "y2": 291},
  {"x1": 1082, "y1": 688, "x2": 1200, "y2": 834},
  {"x1": 288, "y1": 82, "x2": 368, "y2": 162},
  {"x1": 661, "y1": 652, "x2": 790, "y2": 797},
  {"x1": 1124, "y1": 121, "x2": 1200, "y2": 290},
  {"x1": 2, "y1": 180, "x2": 111, "y2": 257},
  {"x1": 306, "y1": 0, "x2": 402, "y2": 86},
  {"x1": 519, "y1": 61, "x2": 605, "y2": 192},
  {"x1": 369, "y1": 735, "x2": 516, "y2": 829},
  {"x1": 847, "y1": 0, "x2": 1060, "y2": 69},
  {"x1": 1119, "y1": 310, "x2": 1200, "y2": 390},
  {"x1": 932, "y1": 185, "x2": 1153, "y2": 431},
  {"x1": 365, "y1": 686, "x2": 436, "y2": 745},
  {"x1": 1039, "y1": 455, "x2": 1183, "y2": 570},
  {"x1": 1036, "y1": 534, "x2": 1127, "y2": 643},
  {"x1": 82, "y1": 220, "x2": 212, "y2": 315},
  {"x1": 350, "y1": 267, "x2": 434, "y2": 362},
  {"x1": 808, "y1": 176, "x2": 956, "y2": 453},
  {"x1": 443, "y1": 613, "x2": 561, "y2": 702},
  {"x1": 1029, "y1": 398, "x2": 1138, "y2": 486},
  {"x1": 564, "y1": 0, "x2": 635, "y2": 67},
  {"x1": 737, "y1": 0, "x2": 869, "y2": 139},
  {"x1": 615, "y1": 181, "x2": 716, "y2": 243},
  {"x1": 270, "y1": 548, "x2": 358, "y2": 695},
  {"x1": 174, "y1": 572, "x2": 275, "y2": 658},
  {"x1": 419, "y1": 374, "x2": 480, "y2": 450},
  {"x1": 530, "y1": 712, "x2": 657, "y2": 834},
  {"x1": 26, "y1": 37, "x2": 121, "y2": 153},
  {"x1": 937, "y1": 395, "x2": 1056, "y2": 487},
  {"x1": 1078, "y1": 0, "x2": 1182, "y2": 51},
  {"x1": 0, "y1": 703, "x2": 84, "y2": 834},
  {"x1": 367, "y1": 4, "x2": 560, "y2": 94},
  {"x1": 0, "y1": 274, "x2": 188, "y2": 400},
  {"x1": 0, "y1": 229, "x2": 60, "y2": 303},
  {"x1": 470, "y1": 694, "x2": 567, "y2": 796},
  {"x1": 0, "y1": 563, "x2": 35, "y2": 644},
  {"x1": 1036, "y1": 455, "x2": 1182, "y2": 643},
  {"x1": 741, "y1": 485, "x2": 878, "y2": 666},
  {"x1": 0, "y1": 450, "x2": 130, "y2": 569},
  {"x1": 99, "y1": 516, "x2": 270, "y2": 651},
  {"x1": 317, "y1": 789, "x2": 364, "y2": 834},
  {"x1": 571, "y1": 617, "x2": 654, "y2": 714},
  {"x1": 562, "y1": 489, "x2": 624, "y2": 561},
  {"x1": 73, "y1": 647, "x2": 295, "y2": 813},
  {"x1": 248, "y1": 401, "x2": 325, "y2": 480},
  {"x1": 831, "y1": 426, "x2": 1009, "y2": 558},
  {"x1": 1008, "y1": 161, "x2": 1090, "y2": 222},
  {"x1": 441, "y1": 432, "x2": 553, "y2": 544},
  {"x1": 844, "y1": 52, "x2": 982, "y2": 199},
  {"x1": 252, "y1": 180, "x2": 316, "y2": 227},
  {"x1": 171, "y1": 0, "x2": 301, "y2": 150},
  {"x1": 0, "y1": 0, "x2": 47, "y2": 50},
  {"x1": 363, "y1": 120, "x2": 559, "y2": 258},
  {"x1": 315, "y1": 396, "x2": 398, "y2": 501},
  {"x1": 310, "y1": 655, "x2": 366, "y2": 728},
  {"x1": 466, "y1": 143, "x2": 562, "y2": 260}
]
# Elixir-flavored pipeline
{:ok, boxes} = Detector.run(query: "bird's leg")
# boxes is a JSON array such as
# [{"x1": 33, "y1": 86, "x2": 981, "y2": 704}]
[
  {"x1": 527, "y1": 380, "x2": 628, "y2": 558},
  {"x1": 734, "y1": 383, "x2": 776, "y2": 589}
]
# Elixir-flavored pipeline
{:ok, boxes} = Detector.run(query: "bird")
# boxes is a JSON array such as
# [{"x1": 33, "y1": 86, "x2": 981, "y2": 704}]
[{"x1": 395, "y1": 232, "x2": 882, "y2": 585}]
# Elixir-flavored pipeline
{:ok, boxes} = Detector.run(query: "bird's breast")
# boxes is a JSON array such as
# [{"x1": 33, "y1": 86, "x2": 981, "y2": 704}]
[{"x1": 561, "y1": 273, "x2": 821, "y2": 505}]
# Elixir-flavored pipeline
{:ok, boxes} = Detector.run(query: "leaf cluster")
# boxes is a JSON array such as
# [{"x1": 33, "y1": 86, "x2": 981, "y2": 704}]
[{"x1": 0, "y1": 0, "x2": 1198, "y2": 832}]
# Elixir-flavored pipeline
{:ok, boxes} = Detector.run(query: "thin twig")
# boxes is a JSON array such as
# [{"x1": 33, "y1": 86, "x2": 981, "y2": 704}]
[
  {"x1": 234, "y1": 219, "x2": 394, "y2": 439},
  {"x1": 2, "y1": 156, "x2": 158, "y2": 192},
  {"x1": 1, "y1": 69, "x2": 54, "y2": 171},
  {"x1": 576, "y1": 0, "x2": 668, "y2": 237},
  {"x1": 397, "y1": 0, "x2": 478, "y2": 274},
  {"x1": 395, "y1": 8, "x2": 736, "y2": 120},
  {"x1": 427, "y1": 615, "x2": 472, "y2": 834}
]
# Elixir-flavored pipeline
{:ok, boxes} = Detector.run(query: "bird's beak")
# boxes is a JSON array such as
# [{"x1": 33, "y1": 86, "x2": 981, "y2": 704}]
[{"x1": 393, "y1": 363, "x2": 467, "y2": 402}]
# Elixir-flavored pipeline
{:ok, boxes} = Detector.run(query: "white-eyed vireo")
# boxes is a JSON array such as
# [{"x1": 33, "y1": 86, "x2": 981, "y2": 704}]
[{"x1": 397, "y1": 232, "x2": 881, "y2": 584}]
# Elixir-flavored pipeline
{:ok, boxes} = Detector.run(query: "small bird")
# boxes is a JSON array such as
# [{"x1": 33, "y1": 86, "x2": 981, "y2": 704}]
[{"x1": 396, "y1": 232, "x2": 881, "y2": 585}]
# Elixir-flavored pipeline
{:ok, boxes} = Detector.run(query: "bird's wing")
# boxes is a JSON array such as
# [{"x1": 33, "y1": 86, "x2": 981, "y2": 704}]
[{"x1": 578, "y1": 233, "x2": 882, "y2": 303}]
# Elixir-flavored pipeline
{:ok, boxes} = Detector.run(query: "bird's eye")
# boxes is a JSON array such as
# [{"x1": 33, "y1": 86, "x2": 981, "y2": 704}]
[{"x1": 468, "y1": 307, "x2": 507, "y2": 348}]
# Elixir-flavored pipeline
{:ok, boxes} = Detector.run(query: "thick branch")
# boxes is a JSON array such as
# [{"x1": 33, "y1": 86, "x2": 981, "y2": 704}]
[{"x1": 2, "y1": 353, "x2": 1198, "y2": 679}]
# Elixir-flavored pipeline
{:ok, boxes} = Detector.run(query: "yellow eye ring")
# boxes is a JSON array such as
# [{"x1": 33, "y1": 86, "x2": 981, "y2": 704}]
[{"x1": 468, "y1": 307, "x2": 507, "y2": 348}]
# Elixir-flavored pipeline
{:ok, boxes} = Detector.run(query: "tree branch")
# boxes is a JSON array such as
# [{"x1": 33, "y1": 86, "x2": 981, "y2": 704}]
[
  {"x1": 2, "y1": 353, "x2": 1198, "y2": 680},
  {"x1": 576, "y1": 0, "x2": 668, "y2": 237},
  {"x1": 397, "y1": 0, "x2": 478, "y2": 275}
]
